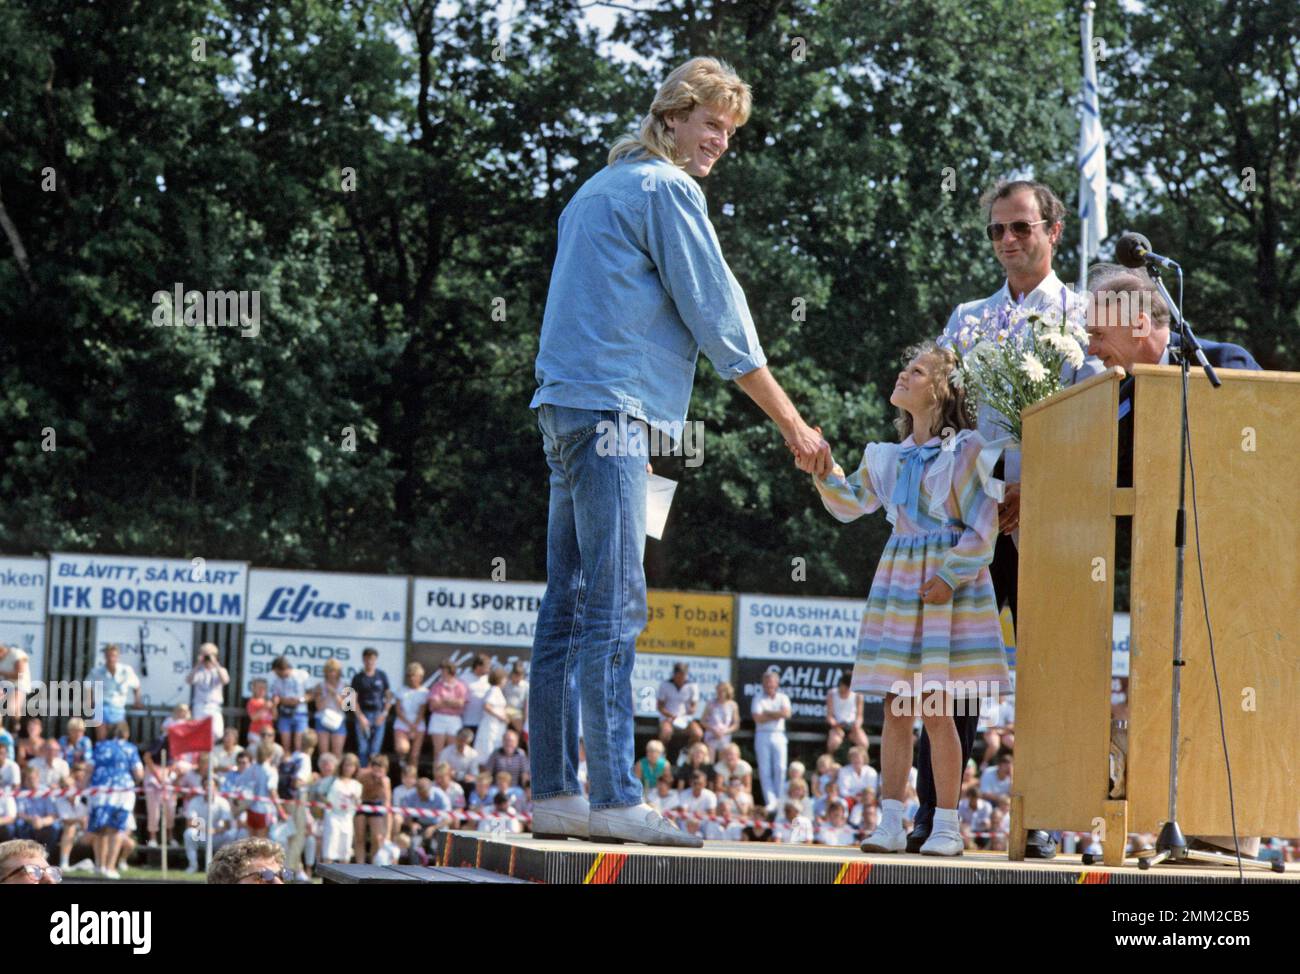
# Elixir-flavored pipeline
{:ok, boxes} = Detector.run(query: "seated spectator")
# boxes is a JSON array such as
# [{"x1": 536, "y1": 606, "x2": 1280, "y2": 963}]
[
  {"x1": 392, "y1": 764, "x2": 420, "y2": 810},
  {"x1": 223, "y1": 750, "x2": 252, "y2": 795},
  {"x1": 723, "y1": 776, "x2": 754, "y2": 818},
  {"x1": 957, "y1": 785, "x2": 992, "y2": 845},
  {"x1": 816, "y1": 799, "x2": 856, "y2": 847},
  {"x1": 58, "y1": 718, "x2": 93, "y2": 767},
  {"x1": 986, "y1": 799, "x2": 1011, "y2": 852},
  {"x1": 836, "y1": 746, "x2": 879, "y2": 807},
  {"x1": 701, "y1": 681, "x2": 740, "y2": 760},
  {"x1": 825, "y1": 675, "x2": 869, "y2": 755},
  {"x1": 813, "y1": 779, "x2": 844, "y2": 820},
  {"x1": 673, "y1": 741, "x2": 712, "y2": 789},
  {"x1": 398, "y1": 777, "x2": 454, "y2": 845},
  {"x1": 0, "y1": 742, "x2": 19, "y2": 789},
  {"x1": 485, "y1": 771, "x2": 526, "y2": 811},
  {"x1": 701, "y1": 795, "x2": 745, "y2": 842},
  {"x1": 466, "y1": 771, "x2": 495, "y2": 812},
  {"x1": 30, "y1": 738, "x2": 69, "y2": 790},
  {"x1": 55, "y1": 767, "x2": 90, "y2": 872},
  {"x1": 779, "y1": 760, "x2": 807, "y2": 803},
  {"x1": 432, "y1": 762, "x2": 466, "y2": 812},
  {"x1": 645, "y1": 774, "x2": 679, "y2": 815},
  {"x1": 396, "y1": 831, "x2": 429, "y2": 867},
  {"x1": 482, "y1": 728, "x2": 530, "y2": 789},
  {"x1": 859, "y1": 800, "x2": 879, "y2": 837},
  {"x1": 656, "y1": 662, "x2": 702, "y2": 747},
  {"x1": 256, "y1": 727, "x2": 285, "y2": 769},
  {"x1": 676, "y1": 770, "x2": 718, "y2": 836},
  {"x1": 13, "y1": 765, "x2": 61, "y2": 858},
  {"x1": 979, "y1": 752, "x2": 1014, "y2": 802},
  {"x1": 438, "y1": 727, "x2": 481, "y2": 793},
  {"x1": 182, "y1": 780, "x2": 238, "y2": 873},
  {"x1": 213, "y1": 727, "x2": 244, "y2": 774},
  {"x1": 742, "y1": 806, "x2": 775, "y2": 842},
  {"x1": 477, "y1": 792, "x2": 522, "y2": 834},
  {"x1": 776, "y1": 801, "x2": 813, "y2": 844},
  {"x1": 812, "y1": 753, "x2": 840, "y2": 798},
  {"x1": 711, "y1": 743, "x2": 753, "y2": 795},
  {"x1": 781, "y1": 778, "x2": 814, "y2": 822},
  {"x1": 16, "y1": 716, "x2": 46, "y2": 763},
  {"x1": 635, "y1": 740, "x2": 670, "y2": 794}
]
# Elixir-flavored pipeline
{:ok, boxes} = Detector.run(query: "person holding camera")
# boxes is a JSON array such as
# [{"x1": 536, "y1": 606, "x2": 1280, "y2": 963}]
[{"x1": 186, "y1": 643, "x2": 230, "y2": 740}]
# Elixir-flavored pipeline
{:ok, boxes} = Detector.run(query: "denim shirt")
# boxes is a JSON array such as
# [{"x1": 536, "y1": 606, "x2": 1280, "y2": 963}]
[{"x1": 531, "y1": 153, "x2": 767, "y2": 428}]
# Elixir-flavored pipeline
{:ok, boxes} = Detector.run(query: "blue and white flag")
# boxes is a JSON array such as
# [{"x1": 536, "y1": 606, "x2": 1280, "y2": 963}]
[{"x1": 1078, "y1": 2, "x2": 1108, "y2": 266}]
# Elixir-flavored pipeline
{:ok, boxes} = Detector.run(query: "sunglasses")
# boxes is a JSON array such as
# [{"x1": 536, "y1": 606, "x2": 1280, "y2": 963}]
[
  {"x1": 2, "y1": 864, "x2": 62, "y2": 883},
  {"x1": 237, "y1": 867, "x2": 294, "y2": 884},
  {"x1": 985, "y1": 219, "x2": 1048, "y2": 241}
]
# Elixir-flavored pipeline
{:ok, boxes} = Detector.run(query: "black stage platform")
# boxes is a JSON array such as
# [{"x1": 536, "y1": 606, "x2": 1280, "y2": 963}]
[{"x1": 431, "y1": 830, "x2": 1296, "y2": 885}]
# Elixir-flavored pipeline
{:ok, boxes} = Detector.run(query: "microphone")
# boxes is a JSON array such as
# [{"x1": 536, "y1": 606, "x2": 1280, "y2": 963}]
[{"x1": 1115, "y1": 231, "x2": 1180, "y2": 270}]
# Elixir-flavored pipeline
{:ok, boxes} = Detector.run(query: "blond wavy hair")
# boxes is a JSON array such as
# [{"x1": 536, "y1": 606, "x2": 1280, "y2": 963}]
[
  {"x1": 608, "y1": 57, "x2": 753, "y2": 167},
  {"x1": 892, "y1": 341, "x2": 975, "y2": 442}
]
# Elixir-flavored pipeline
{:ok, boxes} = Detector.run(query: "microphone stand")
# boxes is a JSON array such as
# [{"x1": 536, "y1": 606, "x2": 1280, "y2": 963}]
[{"x1": 1134, "y1": 263, "x2": 1273, "y2": 873}]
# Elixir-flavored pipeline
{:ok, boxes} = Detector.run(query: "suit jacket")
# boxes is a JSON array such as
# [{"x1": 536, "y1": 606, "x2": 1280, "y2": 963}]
[{"x1": 1117, "y1": 332, "x2": 1262, "y2": 488}]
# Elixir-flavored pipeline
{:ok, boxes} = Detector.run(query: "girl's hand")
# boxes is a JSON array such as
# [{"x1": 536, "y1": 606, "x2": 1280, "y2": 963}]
[{"x1": 919, "y1": 576, "x2": 953, "y2": 604}]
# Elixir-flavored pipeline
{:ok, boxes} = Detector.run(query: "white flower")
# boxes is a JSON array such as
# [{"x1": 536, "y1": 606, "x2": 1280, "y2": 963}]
[
  {"x1": 1007, "y1": 305, "x2": 1029, "y2": 327},
  {"x1": 1020, "y1": 352, "x2": 1048, "y2": 383},
  {"x1": 963, "y1": 314, "x2": 981, "y2": 327}
]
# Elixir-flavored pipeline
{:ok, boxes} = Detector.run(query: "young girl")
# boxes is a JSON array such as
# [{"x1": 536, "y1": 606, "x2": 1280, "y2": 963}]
[
  {"x1": 392, "y1": 662, "x2": 428, "y2": 768},
  {"x1": 245, "y1": 678, "x2": 274, "y2": 746},
  {"x1": 814, "y1": 341, "x2": 1010, "y2": 857},
  {"x1": 322, "y1": 753, "x2": 362, "y2": 864}
]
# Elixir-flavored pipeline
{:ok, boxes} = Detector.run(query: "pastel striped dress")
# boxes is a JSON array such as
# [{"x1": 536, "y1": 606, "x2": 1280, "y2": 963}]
[{"x1": 815, "y1": 428, "x2": 1011, "y2": 700}]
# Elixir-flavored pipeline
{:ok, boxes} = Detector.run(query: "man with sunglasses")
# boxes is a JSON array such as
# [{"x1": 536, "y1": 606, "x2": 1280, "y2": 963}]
[
  {"x1": 914, "y1": 180, "x2": 1103, "y2": 859},
  {"x1": 206, "y1": 836, "x2": 293, "y2": 884},
  {"x1": 0, "y1": 839, "x2": 62, "y2": 884}
]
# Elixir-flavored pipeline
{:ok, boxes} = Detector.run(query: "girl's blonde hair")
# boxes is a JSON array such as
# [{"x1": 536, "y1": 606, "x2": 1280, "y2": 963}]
[
  {"x1": 893, "y1": 340, "x2": 975, "y2": 441},
  {"x1": 608, "y1": 57, "x2": 752, "y2": 168}
]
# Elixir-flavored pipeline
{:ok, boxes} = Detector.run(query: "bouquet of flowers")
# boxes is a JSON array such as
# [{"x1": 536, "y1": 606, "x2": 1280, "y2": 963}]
[{"x1": 940, "y1": 288, "x2": 1089, "y2": 441}]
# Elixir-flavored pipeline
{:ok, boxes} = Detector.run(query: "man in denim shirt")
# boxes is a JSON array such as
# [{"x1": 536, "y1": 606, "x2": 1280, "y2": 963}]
[{"x1": 529, "y1": 57, "x2": 830, "y2": 847}]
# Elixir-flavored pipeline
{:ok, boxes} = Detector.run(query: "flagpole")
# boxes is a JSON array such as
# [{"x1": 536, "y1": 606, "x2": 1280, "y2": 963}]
[{"x1": 1078, "y1": 0, "x2": 1094, "y2": 290}]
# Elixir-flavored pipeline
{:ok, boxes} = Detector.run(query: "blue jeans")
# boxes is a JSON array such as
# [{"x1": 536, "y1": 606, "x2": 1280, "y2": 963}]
[
  {"x1": 531, "y1": 404, "x2": 647, "y2": 810},
  {"x1": 355, "y1": 710, "x2": 386, "y2": 767}
]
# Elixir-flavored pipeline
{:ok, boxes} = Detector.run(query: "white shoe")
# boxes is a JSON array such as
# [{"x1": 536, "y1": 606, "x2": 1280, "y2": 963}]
[
  {"x1": 588, "y1": 803, "x2": 702, "y2": 848},
  {"x1": 920, "y1": 830, "x2": 964, "y2": 857},
  {"x1": 531, "y1": 794, "x2": 591, "y2": 840},
  {"x1": 295, "y1": 870, "x2": 311, "y2": 883},
  {"x1": 184, "y1": 864, "x2": 199, "y2": 874},
  {"x1": 860, "y1": 824, "x2": 908, "y2": 854},
  {"x1": 70, "y1": 859, "x2": 95, "y2": 873},
  {"x1": 146, "y1": 838, "x2": 158, "y2": 848},
  {"x1": 103, "y1": 868, "x2": 122, "y2": 879}
]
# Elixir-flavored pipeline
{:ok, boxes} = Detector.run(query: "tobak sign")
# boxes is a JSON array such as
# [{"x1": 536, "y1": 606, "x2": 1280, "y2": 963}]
[{"x1": 636, "y1": 591, "x2": 733, "y2": 657}]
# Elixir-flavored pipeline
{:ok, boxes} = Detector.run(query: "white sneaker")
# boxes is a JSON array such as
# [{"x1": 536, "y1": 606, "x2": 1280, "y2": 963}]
[
  {"x1": 531, "y1": 794, "x2": 592, "y2": 840},
  {"x1": 146, "y1": 839, "x2": 158, "y2": 848},
  {"x1": 295, "y1": 870, "x2": 311, "y2": 883},
  {"x1": 588, "y1": 803, "x2": 702, "y2": 848},
  {"x1": 919, "y1": 830, "x2": 964, "y2": 857},
  {"x1": 860, "y1": 824, "x2": 908, "y2": 853},
  {"x1": 103, "y1": 868, "x2": 122, "y2": 879},
  {"x1": 70, "y1": 859, "x2": 94, "y2": 873}
]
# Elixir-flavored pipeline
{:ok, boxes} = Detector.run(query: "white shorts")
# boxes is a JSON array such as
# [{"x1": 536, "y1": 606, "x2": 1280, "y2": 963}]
[
  {"x1": 393, "y1": 717, "x2": 422, "y2": 736},
  {"x1": 427, "y1": 713, "x2": 462, "y2": 736}
]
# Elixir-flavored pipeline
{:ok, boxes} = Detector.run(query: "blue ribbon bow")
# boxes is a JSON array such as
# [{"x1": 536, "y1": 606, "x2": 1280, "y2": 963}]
[{"x1": 890, "y1": 443, "x2": 942, "y2": 522}]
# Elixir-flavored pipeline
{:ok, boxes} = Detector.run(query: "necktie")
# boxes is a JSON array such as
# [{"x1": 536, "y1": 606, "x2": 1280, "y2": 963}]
[{"x1": 891, "y1": 443, "x2": 941, "y2": 522}]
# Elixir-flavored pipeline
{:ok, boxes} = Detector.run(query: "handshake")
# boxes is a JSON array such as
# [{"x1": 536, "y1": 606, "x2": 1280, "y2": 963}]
[{"x1": 784, "y1": 422, "x2": 833, "y2": 478}]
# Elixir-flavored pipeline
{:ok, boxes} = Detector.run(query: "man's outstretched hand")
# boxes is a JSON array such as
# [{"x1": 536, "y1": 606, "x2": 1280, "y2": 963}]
[{"x1": 786, "y1": 423, "x2": 832, "y2": 478}]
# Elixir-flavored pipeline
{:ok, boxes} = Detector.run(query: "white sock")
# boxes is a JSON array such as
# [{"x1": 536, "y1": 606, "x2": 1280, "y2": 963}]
[
  {"x1": 881, "y1": 799, "x2": 904, "y2": 833},
  {"x1": 933, "y1": 807, "x2": 960, "y2": 835}
]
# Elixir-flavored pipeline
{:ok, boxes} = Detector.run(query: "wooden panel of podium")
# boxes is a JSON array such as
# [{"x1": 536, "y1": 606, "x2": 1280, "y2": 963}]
[{"x1": 1009, "y1": 364, "x2": 1300, "y2": 864}]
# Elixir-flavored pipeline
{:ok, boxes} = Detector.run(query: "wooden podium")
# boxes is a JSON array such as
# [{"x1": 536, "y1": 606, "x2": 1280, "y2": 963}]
[{"x1": 1009, "y1": 364, "x2": 1300, "y2": 864}]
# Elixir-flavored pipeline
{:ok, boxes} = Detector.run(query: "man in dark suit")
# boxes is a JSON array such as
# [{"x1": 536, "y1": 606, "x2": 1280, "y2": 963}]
[{"x1": 1085, "y1": 262, "x2": 1263, "y2": 859}]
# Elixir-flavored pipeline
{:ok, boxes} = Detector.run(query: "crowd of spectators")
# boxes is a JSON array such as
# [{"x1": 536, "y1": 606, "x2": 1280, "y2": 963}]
[{"x1": 4, "y1": 646, "x2": 1299, "y2": 878}]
